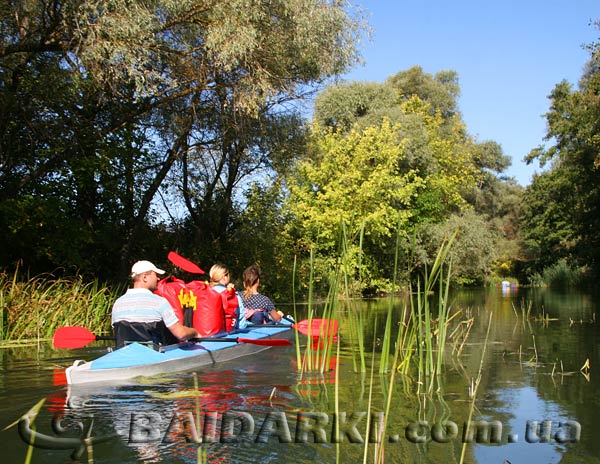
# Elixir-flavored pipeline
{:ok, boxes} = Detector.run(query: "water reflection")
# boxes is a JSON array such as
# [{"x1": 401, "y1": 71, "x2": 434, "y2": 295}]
[
  {"x1": 1, "y1": 287, "x2": 599, "y2": 463},
  {"x1": 475, "y1": 385, "x2": 570, "y2": 464}
]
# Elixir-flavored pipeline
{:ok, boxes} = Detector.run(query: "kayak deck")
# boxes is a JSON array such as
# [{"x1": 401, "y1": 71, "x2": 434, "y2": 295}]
[{"x1": 65, "y1": 324, "x2": 293, "y2": 385}]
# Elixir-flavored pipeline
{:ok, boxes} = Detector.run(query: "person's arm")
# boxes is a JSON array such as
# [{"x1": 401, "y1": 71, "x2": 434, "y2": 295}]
[
  {"x1": 161, "y1": 301, "x2": 199, "y2": 340},
  {"x1": 264, "y1": 296, "x2": 283, "y2": 322},
  {"x1": 269, "y1": 309, "x2": 283, "y2": 322},
  {"x1": 168, "y1": 321, "x2": 199, "y2": 340},
  {"x1": 236, "y1": 295, "x2": 248, "y2": 328}
]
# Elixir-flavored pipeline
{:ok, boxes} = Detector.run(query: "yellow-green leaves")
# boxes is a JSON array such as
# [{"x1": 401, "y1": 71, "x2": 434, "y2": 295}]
[{"x1": 288, "y1": 118, "x2": 422, "y2": 252}]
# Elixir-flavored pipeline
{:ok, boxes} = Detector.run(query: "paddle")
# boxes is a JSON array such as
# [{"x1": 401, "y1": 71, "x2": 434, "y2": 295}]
[
  {"x1": 194, "y1": 336, "x2": 291, "y2": 346},
  {"x1": 249, "y1": 318, "x2": 338, "y2": 338},
  {"x1": 53, "y1": 326, "x2": 291, "y2": 349},
  {"x1": 167, "y1": 251, "x2": 205, "y2": 274},
  {"x1": 295, "y1": 318, "x2": 339, "y2": 340},
  {"x1": 53, "y1": 326, "x2": 115, "y2": 349}
]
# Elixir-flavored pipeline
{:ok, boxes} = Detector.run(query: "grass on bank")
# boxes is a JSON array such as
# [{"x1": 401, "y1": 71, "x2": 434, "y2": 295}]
[{"x1": 0, "y1": 268, "x2": 116, "y2": 345}]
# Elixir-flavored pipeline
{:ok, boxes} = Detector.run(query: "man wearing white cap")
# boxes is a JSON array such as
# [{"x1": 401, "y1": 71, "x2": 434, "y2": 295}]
[{"x1": 111, "y1": 260, "x2": 199, "y2": 348}]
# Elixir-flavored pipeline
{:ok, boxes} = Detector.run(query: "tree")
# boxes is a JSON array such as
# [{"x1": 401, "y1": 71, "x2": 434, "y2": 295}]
[
  {"x1": 387, "y1": 66, "x2": 461, "y2": 119},
  {"x1": 0, "y1": 0, "x2": 367, "y2": 279},
  {"x1": 314, "y1": 81, "x2": 398, "y2": 132},
  {"x1": 286, "y1": 91, "x2": 485, "y2": 291},
  {"x1": 523, "y1": 23, "x2": 600, "y2": 279},
  {"x1": 288, "y1": 66, "x2": 522, "y2": 290},
  {"x1": 417, "y1": 210, "x2": 501, "y2": 285},
  {"x1": 285, "y1": 119, "x2": 422, "y2": 291},
  {"x1": 520, "y1": 168, "x2": 578, "y2": 274}
]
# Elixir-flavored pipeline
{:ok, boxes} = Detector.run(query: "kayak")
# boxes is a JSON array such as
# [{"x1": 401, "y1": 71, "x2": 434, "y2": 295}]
[{"x1": 64, "y1": 323, "x2": 293, "y2": 386}]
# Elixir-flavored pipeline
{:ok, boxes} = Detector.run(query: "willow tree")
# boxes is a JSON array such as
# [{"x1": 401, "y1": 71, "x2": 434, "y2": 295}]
[
  {"x1": 0, "y1": 0, "x2": 367, "y2": 278},
  {"x1": 287, "y1": 92, "x2": 483, "y2": 291}
]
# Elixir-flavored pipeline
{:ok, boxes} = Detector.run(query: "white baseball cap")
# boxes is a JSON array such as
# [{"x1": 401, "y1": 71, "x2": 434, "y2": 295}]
[{"x1": 131, "y1": 260, "x2": 165, "y2": 277}]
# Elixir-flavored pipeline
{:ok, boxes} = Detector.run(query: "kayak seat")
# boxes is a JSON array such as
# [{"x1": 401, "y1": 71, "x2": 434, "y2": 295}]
[{"x1": 113, "y1": 320, "x2": 178, "y2": 349}]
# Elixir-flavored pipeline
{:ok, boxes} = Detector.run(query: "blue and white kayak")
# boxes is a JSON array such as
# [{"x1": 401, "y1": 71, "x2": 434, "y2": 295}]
[{"x1": 64, "y1": 324, "x2": 293, "y2": 386}]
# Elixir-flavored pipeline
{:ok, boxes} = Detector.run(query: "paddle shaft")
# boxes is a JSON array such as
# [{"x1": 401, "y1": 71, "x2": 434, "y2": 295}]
[
  {"x1": 87, "y1": 333, "x2": 294, "y2": 344},
  {"x1": 53, "y1": 325, "x2": 290, "y2": 348},
  {"x1": 192, "y1": 336, "x2": 290, "y2": 346},
  {"x1": 94, "y1": 335, "x2": 287, "y2": 344}
]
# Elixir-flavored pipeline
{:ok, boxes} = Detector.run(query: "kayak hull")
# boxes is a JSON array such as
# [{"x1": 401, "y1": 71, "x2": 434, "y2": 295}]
[{"x1": 65, "y1": 325, "x2": 293, "y2": 385}]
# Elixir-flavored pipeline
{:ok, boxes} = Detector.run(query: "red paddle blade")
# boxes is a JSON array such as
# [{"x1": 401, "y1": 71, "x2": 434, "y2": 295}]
[
  {"x1": 295, "y1": 319, "x2": 339, "y2": 340},
  {"x1": 53, "y1": 326, "x2": 97, "y2": 349},
  {"x1": 237, "y1": 337, "x2": 292, "y2": 346},
  {"x1": 168, "y1": 251, "x2": 205, "y2": 274}
]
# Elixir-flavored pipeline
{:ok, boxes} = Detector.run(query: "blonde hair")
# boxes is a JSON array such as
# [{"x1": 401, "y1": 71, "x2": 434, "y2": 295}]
[{"x1": 209, "y1": 263, "x2": 229, "y2": 285}]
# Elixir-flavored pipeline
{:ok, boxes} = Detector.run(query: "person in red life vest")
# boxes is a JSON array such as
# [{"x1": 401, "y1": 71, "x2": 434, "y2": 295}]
[
  {"x1": 241, "y1": 263, "x2": 285, "y2": 324},
  {"x1": 208, "y1": 263, "x2": 248, "y2": 330},
  {"x1": 112, "y1": 260, "x2": 200, "y2": 348}
]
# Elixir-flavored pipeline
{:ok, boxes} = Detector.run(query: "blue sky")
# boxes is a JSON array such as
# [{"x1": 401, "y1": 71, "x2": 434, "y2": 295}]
[{"x1": 341, "y1": 1, "x2": 599, "y2": 185}]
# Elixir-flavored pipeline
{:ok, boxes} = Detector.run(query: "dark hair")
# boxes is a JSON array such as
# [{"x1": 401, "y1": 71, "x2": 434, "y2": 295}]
[{"x1": 242, "y1": 264, "x2": 261, "y2": 297}]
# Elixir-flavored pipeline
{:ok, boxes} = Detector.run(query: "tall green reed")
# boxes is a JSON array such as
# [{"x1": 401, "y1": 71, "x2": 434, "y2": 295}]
[
  {"x1": 0, "y1": 269, "x2": 118, "y2": 344},
  {"x1": 378, "y1": 213, "x2": 403, "y2": 374},
  {"x1": 293, "y1": 219, "x2": 471, "y2": 463},
  {"x1": 294, "y1": 247, "x2": 339, "y2": 376},
  {"x1": 459, "y1": 311, "x2": 493, "y2": 464},
  {"x1": 411, "y1": 231, "x2": 457, "y2": 394}
]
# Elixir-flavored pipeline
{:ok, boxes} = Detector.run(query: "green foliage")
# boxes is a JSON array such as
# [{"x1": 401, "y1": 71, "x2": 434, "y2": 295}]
[
  {"x1": 0, "y1": 269, "x2": 117, "y2": 341},
  {"x1": 227, "y1": 181, "x2": 295, "y2": 299},
  {"x1": 528, "y1": 260, "x2": 587, "y2": 289},
  {"x1": 520, "y1": 168, "x2": 578, "y2": 272},
  {"x1": 313, "y1": 81, "x2": 398, "y2": 131},
  {"x1": 522, "y1": 26, "x2": 600, "y2": 280},
  {"x1": 8, "y1": 1, "x2": 590, "y2": 291},
  {"x1": 288, "y1": 79, "x2": 489, "y2": 290},
  {"x1": 416, "y1": 211, "x2": 501, "y2": 286},
  {"x1": 387, "y1": 66, "x2": 461, "y2": 119},
  {"x1": 291, "y1": 119, "x2": 421, "y2": 247},
  {"x1": 286, "y1": 119, "x2": 423, "y2": 291},
  {"x1": 0, "y1": 0, "x2": 367, "y2": 280}
]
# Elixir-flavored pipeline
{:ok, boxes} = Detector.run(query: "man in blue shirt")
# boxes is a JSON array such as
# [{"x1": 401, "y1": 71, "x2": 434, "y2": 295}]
[{"x1": 112, "y1": 260, "x2": 199, "y2": 348}]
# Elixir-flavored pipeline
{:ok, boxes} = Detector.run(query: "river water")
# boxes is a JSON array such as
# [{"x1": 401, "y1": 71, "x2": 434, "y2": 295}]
[{"x1": 1, "y1": 287, "x2": 598, "y2": 463}]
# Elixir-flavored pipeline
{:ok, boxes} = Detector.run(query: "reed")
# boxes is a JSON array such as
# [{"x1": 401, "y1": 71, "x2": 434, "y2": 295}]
[
  {"x1": 340, "y1": 225, "x2": 463, "y2": 385},
  {"x1": 291, "y1": 254, "x2": 302, "y2": 368},
  {"x1": 342, "y1": 221, "x2": 366, "y2": 373},
  {"x1": 294, "y1": 221, "x2": 472, "y2": 462},
  {"x1": 375, "y1": 300, "x2": 409, "y2": 464},
  {"x1": 459, "y1": 311, "x2": 493, "y2": 464},
  {"x1": 362, "y1": 321, "x2": 379, "y2": 464},
  {"x1": 296, "y1": 247, "x2": 339, "y2": 377},
  {"x1": 379, "y1": 212, "x2": 403, "y2": 374},
  {"x1": 410, "y1": 231, "x2": 457, "y2": 394},
  {"x1": 0, "y1": 269, "x2": 118, "y2": 344},
  {"x1": 346, "y1": 299, "x2": 366, "y2": 372},
  {"x1": 360, "y1": 228, "x2": 466, "y2": 462}
]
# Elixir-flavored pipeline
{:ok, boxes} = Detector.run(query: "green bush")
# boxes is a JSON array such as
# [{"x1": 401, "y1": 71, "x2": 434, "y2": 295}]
[{"x1": 528, "y1": 260, "x2": 586, "y2": 289}]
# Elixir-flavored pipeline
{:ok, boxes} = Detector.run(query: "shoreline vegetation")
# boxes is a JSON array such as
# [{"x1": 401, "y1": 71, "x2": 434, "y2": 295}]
[
  {"x1": 0, "y1": 267, "x2": 117, "y2": 346},
  {"x1": 0, "y1": 257, "x2": 589, "y2": 346}
]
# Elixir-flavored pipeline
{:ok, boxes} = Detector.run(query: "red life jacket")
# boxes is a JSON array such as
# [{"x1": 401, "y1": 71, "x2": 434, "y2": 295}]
[
  {"x1": 155, "y1": 276, "x2": 188, "y2": 325},
  {"x1": 186, "y1": 280, "x2": 227, "y2": 336},
  {"x1": 155, "y1": 277, "x2": 238, "y2": 336},
  {"x1": 222, "y1": 287, "x2": 240, "y2": 332}
]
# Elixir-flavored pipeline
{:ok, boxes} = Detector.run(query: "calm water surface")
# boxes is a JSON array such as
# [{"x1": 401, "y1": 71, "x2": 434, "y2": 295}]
[{"x1": 1, "y1": 287, "x2": 599, "y2": 463}]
